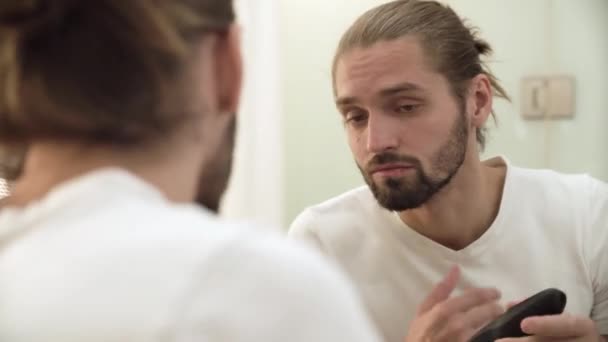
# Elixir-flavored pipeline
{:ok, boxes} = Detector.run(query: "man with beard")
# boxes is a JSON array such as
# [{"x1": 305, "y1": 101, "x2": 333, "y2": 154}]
[
  {"x1": 0, "y1": 1, "x2": 381, "y2": 341},
  {"x1": 289, "y1": 1, "x2": 608, "y2": 342}
]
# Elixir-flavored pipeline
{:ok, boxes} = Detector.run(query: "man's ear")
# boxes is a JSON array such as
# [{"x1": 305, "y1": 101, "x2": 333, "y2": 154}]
[
  {"x1": 467, "y1": 74, "x2": 493, "y2": 129},
  {"x1": 214, "y1": 24, "x2": 243, "y2": 114}
]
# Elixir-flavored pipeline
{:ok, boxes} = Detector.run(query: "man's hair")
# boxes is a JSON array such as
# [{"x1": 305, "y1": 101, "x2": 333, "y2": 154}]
[
  {"x1": 0, "y1": 0, "x2": 235, "y2": 144},
  {"x1": 332, "y1": 0, "x2": 510, "y2": 149},
  {"x1": 0, "y1": 0, "x2": 234, "y2": 178}
]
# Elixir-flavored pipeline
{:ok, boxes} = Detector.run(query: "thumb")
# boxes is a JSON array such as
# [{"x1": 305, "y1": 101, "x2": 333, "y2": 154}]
[{"x1": 418, "y1": 265, "x2": 460, "y2": 314}]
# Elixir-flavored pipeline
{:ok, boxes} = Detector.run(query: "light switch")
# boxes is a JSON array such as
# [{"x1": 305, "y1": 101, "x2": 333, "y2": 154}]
[
  {"x1": 521, "y1": 77, "x2": 548, "y2": 119},
  {"x1": 547, "y1": 76, "x2": 575, "y2": 119},
  {"x1": 520, "y1": 75, "x2": 575, "y2": 120}
]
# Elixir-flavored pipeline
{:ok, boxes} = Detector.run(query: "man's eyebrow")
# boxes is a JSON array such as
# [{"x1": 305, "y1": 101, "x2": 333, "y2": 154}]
[
  {"x1": 336, "y1": 82, "x2": 425, "y2": 106},
  {"x1": 379, "y1": 82, "x2": 424, "y2": 97},
  {"x1": 335, "y1": 96, "x2": 357, "y2": 107}
]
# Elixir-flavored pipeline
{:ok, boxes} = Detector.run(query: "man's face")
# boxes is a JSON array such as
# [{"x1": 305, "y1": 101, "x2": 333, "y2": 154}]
[{"x1": 334, "y1": 37, "x2": 470, "y2": 211}]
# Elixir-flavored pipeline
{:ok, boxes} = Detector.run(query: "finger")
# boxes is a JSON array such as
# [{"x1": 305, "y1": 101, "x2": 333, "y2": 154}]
[
  {"x1": 418, "y1": 265, "x2": 460, "y2": 314},
  {"x1": 434, "y1": 301, "x2": 505, "y2": 342},
  {"x1": 521, "y1": 314, "x2": 595, "y2": 337},
  {"x1": 438, "y1": 287, "x2": 501, "y2": 315},
  {"x1": 464, "y1": 300, "x2": 505, "y2": 330},
  {"x1": 428, "y1": 290, "x2": 502, "y2": 339}
]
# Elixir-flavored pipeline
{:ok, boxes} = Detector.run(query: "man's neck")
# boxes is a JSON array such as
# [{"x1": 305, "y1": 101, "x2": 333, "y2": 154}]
[{"x1": 398, "y1": 157, "x2": 507, "y2": 250}]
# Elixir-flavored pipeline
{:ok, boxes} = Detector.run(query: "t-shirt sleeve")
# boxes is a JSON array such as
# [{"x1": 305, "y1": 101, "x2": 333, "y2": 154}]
[
  {"x1": 288, "y1": 209, "x2": 326, "y2": 252},
  {"x1": 586, "y1": 177, "x2": 608, "y2": 335},
  {"x1": 170, "y1": 235, "x2": 380, "y2": 342}
]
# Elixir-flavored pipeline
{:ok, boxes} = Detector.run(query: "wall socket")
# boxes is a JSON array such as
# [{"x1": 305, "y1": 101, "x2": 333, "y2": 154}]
[{"x1": 521, "y1": 75, "x2": 575, "y2": 120}]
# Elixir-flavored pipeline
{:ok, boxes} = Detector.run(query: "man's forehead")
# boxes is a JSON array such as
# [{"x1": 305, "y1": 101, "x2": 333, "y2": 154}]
[
  {"x1": 336, "y1": 82, "x2": 426, "y2": 106},
  {"x1": 334, "y1": 37, "x2": 434, "y2": 101}
]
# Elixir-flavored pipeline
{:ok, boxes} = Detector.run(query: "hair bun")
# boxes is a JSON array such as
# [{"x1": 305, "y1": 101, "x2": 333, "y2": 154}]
[{"x1": 474, "y1": 39, "x2": 492, "y2": 56}]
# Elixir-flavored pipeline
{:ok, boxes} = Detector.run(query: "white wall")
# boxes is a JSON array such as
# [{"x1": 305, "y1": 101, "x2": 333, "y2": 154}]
[
  {"x1": 446, "y1": 0, "x2": 608, "y2": 178},
  {"x1": 280, "y1": 0, "x2": 382, "y2": 224},
  {"x1": 546, "y1": 0, "x2": 608, "y2": 176},
  {"x1": 280, "y1": 0, "x2": 608, "y2": 225},
  {"x1": 220, "y1": 0, "x2": 284, "y2": 230}
]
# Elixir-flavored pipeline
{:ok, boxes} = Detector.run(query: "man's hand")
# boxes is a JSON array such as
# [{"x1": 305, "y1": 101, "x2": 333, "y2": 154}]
[
  {"x1": 497, "y1": 314, "x2": 604, "y2": 341},
  {"x1": 404, "y1": 266, "x2": 504, "y2": 342}
]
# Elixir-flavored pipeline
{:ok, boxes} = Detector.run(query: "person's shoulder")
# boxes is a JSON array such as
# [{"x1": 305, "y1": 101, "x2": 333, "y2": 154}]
[
  {"x1": 290, "y1": 186, "x2": 376, "y2": 227},
  {"x1": 313, "y1": 185, "x2": 375, "y2": 211},
  {"x1": 42, "y1": 200, "x2": 279, "y2": 271},
  {"x1": 200, "y1": 229, "x2": 351, "y2": 287},
  {"x1": 509, "y1": 163, "x2": 604, "y2": 196},
  {"x1": 172, "y1": 229, "x2": 381, "y2": 341},
  {"x1": 0, "y1": 201, "x2": 380, "y2": 341},
  {"x1": 505, "y1": 163, "x2": 608, "y2": 224},
  {"x1": 287, "y1": 186, "x2": 393, "y2": 255},
  {"x1": 100, "y1": 223, "x2": 381, "y2": 341}
]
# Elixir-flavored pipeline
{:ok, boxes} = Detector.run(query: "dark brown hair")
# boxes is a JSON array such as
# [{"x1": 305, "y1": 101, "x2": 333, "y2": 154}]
[
  {"x1": 0, "y1": 1, "x2": 234, "y2": 178},
  {"x1": 332, "y1": 0, "x2": 510, "y2": 149}
]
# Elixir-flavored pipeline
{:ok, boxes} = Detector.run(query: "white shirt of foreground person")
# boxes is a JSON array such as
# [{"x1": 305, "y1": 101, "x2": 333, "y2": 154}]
[
  {"x1": 0, "y1": 169, "x2": 381, "y2": 342},
  {"x1": 290, "y1": 157, "x2": 608, "y2": 342}
]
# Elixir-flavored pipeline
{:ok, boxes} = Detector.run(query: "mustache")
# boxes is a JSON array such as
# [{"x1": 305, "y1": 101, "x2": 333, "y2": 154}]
[{"x1": 366, "y1": 152, "x2": 421, "y2": 170}]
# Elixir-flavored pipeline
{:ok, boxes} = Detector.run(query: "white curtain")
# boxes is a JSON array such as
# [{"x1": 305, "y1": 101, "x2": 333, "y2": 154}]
[{"x1": 219, "y1": 0, "x2": 283, "y2": 230}]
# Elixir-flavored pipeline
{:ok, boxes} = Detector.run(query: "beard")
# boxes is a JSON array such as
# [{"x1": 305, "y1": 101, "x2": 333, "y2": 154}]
[
  {"x1": 194, "y1": 115, "x2": 237, "y2": 213},
  {"x1": 359, "y1": 111, "x2": 468, "y2": 211}
]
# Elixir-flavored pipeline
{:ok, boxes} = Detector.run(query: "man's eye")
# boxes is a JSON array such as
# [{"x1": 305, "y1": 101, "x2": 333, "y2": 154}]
[
  {"x1": 344, "y1": 110, "x2": 368, "y2": 125},
  {"x1": 347, "y1": 114, "x2": 366, "y2": 123},
  {"x1": 396, "y1": 104, "x2": 418, "y2": 113}
]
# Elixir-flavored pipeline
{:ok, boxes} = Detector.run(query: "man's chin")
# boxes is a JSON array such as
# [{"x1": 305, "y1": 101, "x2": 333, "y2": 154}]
[
  {"x1": 368, "y1": 181, "x2": 430, "y2": 211},
  {"x1": 374, "y1": 192, "x2": 427, "y2": 211}
]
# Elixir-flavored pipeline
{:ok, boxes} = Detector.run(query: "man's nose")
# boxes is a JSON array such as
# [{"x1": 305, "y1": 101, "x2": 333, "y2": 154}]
[{"x1": 366, "y1": 113, "x2": 400, "y2": 153}]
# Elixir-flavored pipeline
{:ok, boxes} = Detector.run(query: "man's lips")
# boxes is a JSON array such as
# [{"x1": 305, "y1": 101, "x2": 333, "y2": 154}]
[{"x1": 369, "y1": 163, "x2": 415, "y2": 176}]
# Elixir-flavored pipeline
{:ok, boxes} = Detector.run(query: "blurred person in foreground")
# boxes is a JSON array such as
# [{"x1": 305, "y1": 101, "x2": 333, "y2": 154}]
[{"x1": 0, "y1": 1, "x2": 380, "y2": 341}]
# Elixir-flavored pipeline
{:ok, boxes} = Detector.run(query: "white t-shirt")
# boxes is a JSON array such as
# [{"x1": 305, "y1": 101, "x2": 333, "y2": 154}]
[
  {"x1": 289, "y1": 157, "x2": 608, "y2": 342},
  {"x1": 0, "y1": 169, "x2": 381, "y2": 342}
]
